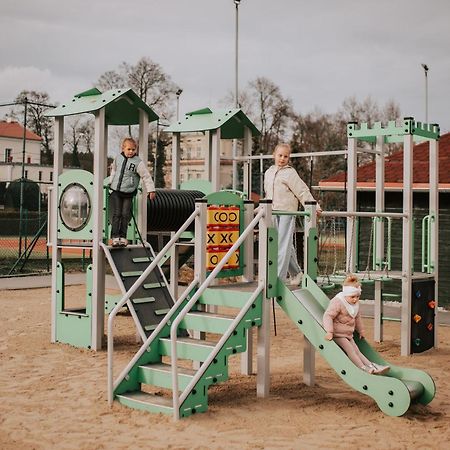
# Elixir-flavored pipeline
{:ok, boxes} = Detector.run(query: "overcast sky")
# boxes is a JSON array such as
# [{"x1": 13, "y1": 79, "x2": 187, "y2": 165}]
[{"x1": 1, "y1": 0, "x2": 449, "y2": 132}]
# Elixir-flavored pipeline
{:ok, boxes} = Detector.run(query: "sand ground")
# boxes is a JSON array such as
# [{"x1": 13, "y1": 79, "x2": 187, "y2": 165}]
[{"x1": 1, "y1": 285, "x2": 449, "y2": 450}]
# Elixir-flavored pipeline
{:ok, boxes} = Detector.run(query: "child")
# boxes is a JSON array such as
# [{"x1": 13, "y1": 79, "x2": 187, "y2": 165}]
[
  {"x1": 264, "y1": 143, "x2": 321, "y2": 285},
  {"x1": 109, "y1": 137, "x2": 156, "y2": 247},
  {"x1": 323, "y1": 274, "x2": 390, "y2": 375}
]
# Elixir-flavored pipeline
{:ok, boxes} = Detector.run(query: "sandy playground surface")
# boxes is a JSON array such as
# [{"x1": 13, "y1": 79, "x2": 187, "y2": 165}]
[{"x1": 1, "y1": 284, "x2": 449, "y2": 450}]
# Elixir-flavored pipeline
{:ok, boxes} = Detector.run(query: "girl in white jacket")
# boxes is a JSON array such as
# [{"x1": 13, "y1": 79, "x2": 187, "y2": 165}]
[{"x1": 264, "y1": 143, "x2": 321, "y2": 285}]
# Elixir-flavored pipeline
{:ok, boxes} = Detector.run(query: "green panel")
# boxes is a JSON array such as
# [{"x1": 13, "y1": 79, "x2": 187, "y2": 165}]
[
  {"x1": 180, "y1": 313, "x2": 233, "y2": 334},
  {"x1": 347, "y1": 118, "x2": 439, "y2": 142},
  {"x1": 55, "y1": 262, "x2": 92, "y2": 349},
  {"x1": 158, "y1": 338, "x2": 215, "y2": 361},
  {"x1": 196, "y1": 288, "x2": 251, "y2": 308},
  {"x1": 277, "y1": 279, "x2": 415, "y2": 416},
  {"x1": 166, "y1": 108, "x2": 260, "y2": 139},
  {"x1": 105, "y1": 293, "x2": 121, "y2": 314},
  {"x1": 137, "y1": 364, "x2": 194, "y2": 391},
  {"x1": 57, "y1": 170, "x2": 95, "y2": 240},
  {"x1": 306, "y1": 228, "x2": 318, "y2": 280},
  {"x1": 116, "y1": 393, "x2": 173, "y2": 415},
  {"x1": 46, "y1": 88, "x2": 158, "y2": 125},
  {"x1": 266, "y1": 227, "x2": 278, "y2": 298}
]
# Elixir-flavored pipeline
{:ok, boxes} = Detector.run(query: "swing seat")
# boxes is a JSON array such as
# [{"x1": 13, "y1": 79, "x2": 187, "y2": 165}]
[{"x1": 318, "y1": 282, "x2": 336, "y2": 291}]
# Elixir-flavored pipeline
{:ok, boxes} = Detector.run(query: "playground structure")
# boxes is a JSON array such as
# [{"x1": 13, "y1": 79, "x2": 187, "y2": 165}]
[{"x1": 45, "y1": 89, "x2": 437, "y2": 418}]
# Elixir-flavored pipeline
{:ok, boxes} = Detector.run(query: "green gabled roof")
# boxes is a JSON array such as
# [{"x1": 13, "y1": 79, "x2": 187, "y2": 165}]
[
  {"x1": 45, "y1": 88, "x2": 159, "y2": 125},
  {"x1": 166, "y1": 107, "x2": 260, "y2": 139}
]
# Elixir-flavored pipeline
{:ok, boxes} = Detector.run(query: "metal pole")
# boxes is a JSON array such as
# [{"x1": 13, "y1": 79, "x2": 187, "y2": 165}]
[
  {"x1": 421, "y1": 63, "x2": 429, "y2": 124},
  {"x1": 232, "y1": 0, "x2": 241, "y2": 191},
  {"x1": 19, "y1": 98, "x2": 28, "y2": 257}
]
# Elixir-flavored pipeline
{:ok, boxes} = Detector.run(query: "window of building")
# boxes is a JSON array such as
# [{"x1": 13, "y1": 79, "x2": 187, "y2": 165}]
[
  {"x1": 50, "y1": 171, "x2": 53, "y2": 182},
  {"x1": 24, "y1": 170, "x2": 28, "y2": 179},
  {"x1": 27, "y1": 157, "x2": 31, "y2": 164},
  {"x1": 4, "y1": 148, "x2": 12, "y2": 162},
  {"x1": 38, "y1": 171, "x2": 42, "y2": 181}
]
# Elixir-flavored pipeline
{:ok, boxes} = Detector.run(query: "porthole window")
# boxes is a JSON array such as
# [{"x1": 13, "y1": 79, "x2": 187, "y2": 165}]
[{"x1": 59, "y1": 183, "x2": 91, "y2": 231}]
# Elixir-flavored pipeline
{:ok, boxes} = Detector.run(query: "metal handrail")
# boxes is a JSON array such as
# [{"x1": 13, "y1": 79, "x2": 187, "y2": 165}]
[
  {"x1": 108, "y1": 276, "x2": 200, "y2": 405},
  {"x1": 107, "y1": 206, "x2": 200, "y2": 405},
  {"x1": 272, "y1": 210, "x2": 310, "y2": 217},
  {"x1": 421, "y1": 215, "x2": 434, "y2": 273},
  {"x1": 321, "y1": 211, "x2": 406, "y2": 219},
  {"x1": 177, "y1": 282, "x2": 264, "y2": 419},
  {"x1": 170, "y1": 208, "x2": 265, "y2": 420}
]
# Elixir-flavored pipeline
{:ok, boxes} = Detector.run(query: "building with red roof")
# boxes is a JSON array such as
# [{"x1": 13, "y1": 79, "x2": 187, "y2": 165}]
[{"x1": 0, "y1": 119, "x2": 55, "y2": 200}]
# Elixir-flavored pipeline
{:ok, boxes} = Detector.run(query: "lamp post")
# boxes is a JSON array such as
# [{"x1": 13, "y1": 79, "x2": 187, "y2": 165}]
[
  {"x1": 421, "y1": 63, "x2": 429, "y2": 124},
  {"x1": 175, "y1": 88, "x2": 183, "y2": 121},
  {"x1": 232, "y1": 0, "x2": 241, "y2": 191}
]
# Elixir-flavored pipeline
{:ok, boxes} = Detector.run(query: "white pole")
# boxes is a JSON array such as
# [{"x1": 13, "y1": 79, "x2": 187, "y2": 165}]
[
  {"x1": 346, "y1": 135, "x2": 358, "y2": 273},
  {"x1": 232, "y1": 0, "x2": 241, "y2": 191},
  {"x1": 50, "y1": 116, "x2": 64, "y2": 343},
  {"x1": 429, "y1": 136, "x2": 439, "y2": 348},
  {"x1": 374, "y1": 135, "x2": 385, "y2": 342},
  {"x1": 92, "y1": 108, "x2": 107, "y2": 350},
  {"x1": 257, "y1": 199, "x2": 271, "y2": 398},
  {"x1": 401, "y1": 132, "x2": 414, "y2": 356}
]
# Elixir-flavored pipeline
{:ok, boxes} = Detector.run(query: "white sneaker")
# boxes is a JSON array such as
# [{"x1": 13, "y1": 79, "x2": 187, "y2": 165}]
[
  {"x1": 372, "y1": 363, "x2": 390, "y2": 375},
  {"x1": 111, "y1": 237, "x2": 120, "y2": 247},
  {"x1": 290, "y1": 272, "x2": 303, "y2": 286},
  {"x1": 119, "y1": 237, "x2": 128, "y2": 247},
  {"x1": 361, "y1": 365, "x2": 375, "y2": 374}
]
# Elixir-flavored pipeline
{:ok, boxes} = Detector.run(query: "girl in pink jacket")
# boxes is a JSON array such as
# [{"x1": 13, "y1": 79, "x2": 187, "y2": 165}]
[{"x1": 323, "y1": 275, "x2": 389, "y2": 375}]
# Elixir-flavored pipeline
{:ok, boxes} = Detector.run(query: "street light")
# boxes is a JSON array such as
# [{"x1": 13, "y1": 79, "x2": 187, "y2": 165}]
[
  {"x1": 421, "y1": 63, "x2": 429, "y2": 124},
  {"x1": 175, "y1": 88, "x2": 183, "y2": 121},
  {"x1": 232, "y1": 0, "x2": 242, "y2": 190}
]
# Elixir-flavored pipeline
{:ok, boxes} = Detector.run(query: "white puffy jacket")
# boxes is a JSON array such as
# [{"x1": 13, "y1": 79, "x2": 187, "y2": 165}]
[{"x1": 264, "y1": 164, "x2": 319, "y2": 212}]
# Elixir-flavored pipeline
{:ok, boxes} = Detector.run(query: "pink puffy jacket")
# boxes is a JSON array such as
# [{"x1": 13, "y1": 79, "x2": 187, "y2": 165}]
[{"x1": 323, "y1": 295, "x2": 365, "y2": 339}]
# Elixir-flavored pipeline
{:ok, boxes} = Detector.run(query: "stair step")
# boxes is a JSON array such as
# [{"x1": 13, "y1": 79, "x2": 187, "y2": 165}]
[
  {"x1": 144, "y1": 324, "x2": 158, "y2": 332},
  {"x1": 132, "y1": 256, "x2": 153, "y2": 263},
  {"x1": 180, "y1": 311, "x2": 234, "y2": 334},
  {"x1": 159, "y1": 337, "x2": 216, "y2": 361},
  {"x1": 197, "y1": 288, "x2": 253, "y2": 309},
  {"x1": 132, "y1": 297, "x2": 156, "y2": 304},
  {"x1": 144, "y1": 282, "x2": 166, "y2": 289},
  {"x1": 121, "y1": 271, "x2": 144, "y2": 277},
  {"x1": 116, "y1": 391, "x2": 173, "y2": 415},
  {"x1": 155, "y1": 308, "x2": 170, "y2": 316},
  {"x1": 138, "y1": 363, "x2": 196, "y2": 390}
]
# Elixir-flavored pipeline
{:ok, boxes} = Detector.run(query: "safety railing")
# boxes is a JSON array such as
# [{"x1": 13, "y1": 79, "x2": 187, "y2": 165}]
[
  {"x1": 422, "y1": 214, "x2": 435, "y2": 273},
  {"x1": 170, "y1": 208, "x2": 265, "y2": 420},
  {"x1": 107, "y1": 206, "x2": 201, "y2": 405}
]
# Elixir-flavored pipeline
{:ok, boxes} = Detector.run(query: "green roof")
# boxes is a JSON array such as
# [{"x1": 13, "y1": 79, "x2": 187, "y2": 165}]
[
  {"x1": 166, "y1": 107, "x2": 260, "y2": 139},
  {"x1": 45, "y1": 88, "x2": 159, "y2": 125}
]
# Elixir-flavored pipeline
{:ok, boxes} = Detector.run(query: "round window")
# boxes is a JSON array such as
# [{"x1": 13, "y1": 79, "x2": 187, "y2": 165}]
[{"x1": 59, "y1": 183, "x2": 91, "y2": 231}]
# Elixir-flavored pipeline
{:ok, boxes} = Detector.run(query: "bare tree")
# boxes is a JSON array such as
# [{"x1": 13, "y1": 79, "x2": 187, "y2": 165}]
[
  {"x1": 10, "y1": 90, "x2": 55, "y2": 165},
  {"x1": 96, "y1": 57, "x2": 178, "y2": 121}
]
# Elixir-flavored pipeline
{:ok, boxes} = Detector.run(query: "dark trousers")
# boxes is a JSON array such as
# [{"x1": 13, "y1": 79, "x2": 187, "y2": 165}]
[{"x1": 110, "y1": 191, "x2": 133, "y2": 238}]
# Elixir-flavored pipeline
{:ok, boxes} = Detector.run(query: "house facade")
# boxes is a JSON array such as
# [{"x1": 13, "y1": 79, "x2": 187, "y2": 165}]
[
  {"x1": 0, "y1": 120, "x2": 54, "y2": 199},
  {"x1": 164, "y1": 132, "x2": 234, "y2": 189}
]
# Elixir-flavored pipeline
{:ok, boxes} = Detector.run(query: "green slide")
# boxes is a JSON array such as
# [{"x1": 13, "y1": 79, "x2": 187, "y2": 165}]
[{"x1": 276, "y1": 275, "x2": 436, "y2": 416}]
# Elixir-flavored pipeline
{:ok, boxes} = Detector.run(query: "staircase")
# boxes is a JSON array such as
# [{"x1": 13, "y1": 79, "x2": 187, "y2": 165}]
[
  {"x1": 102, "y1": 244, "x2": 174, "y2": 340},
  {"x1": 113, "y1": 285, "x2": 263, "y2": 418}
]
